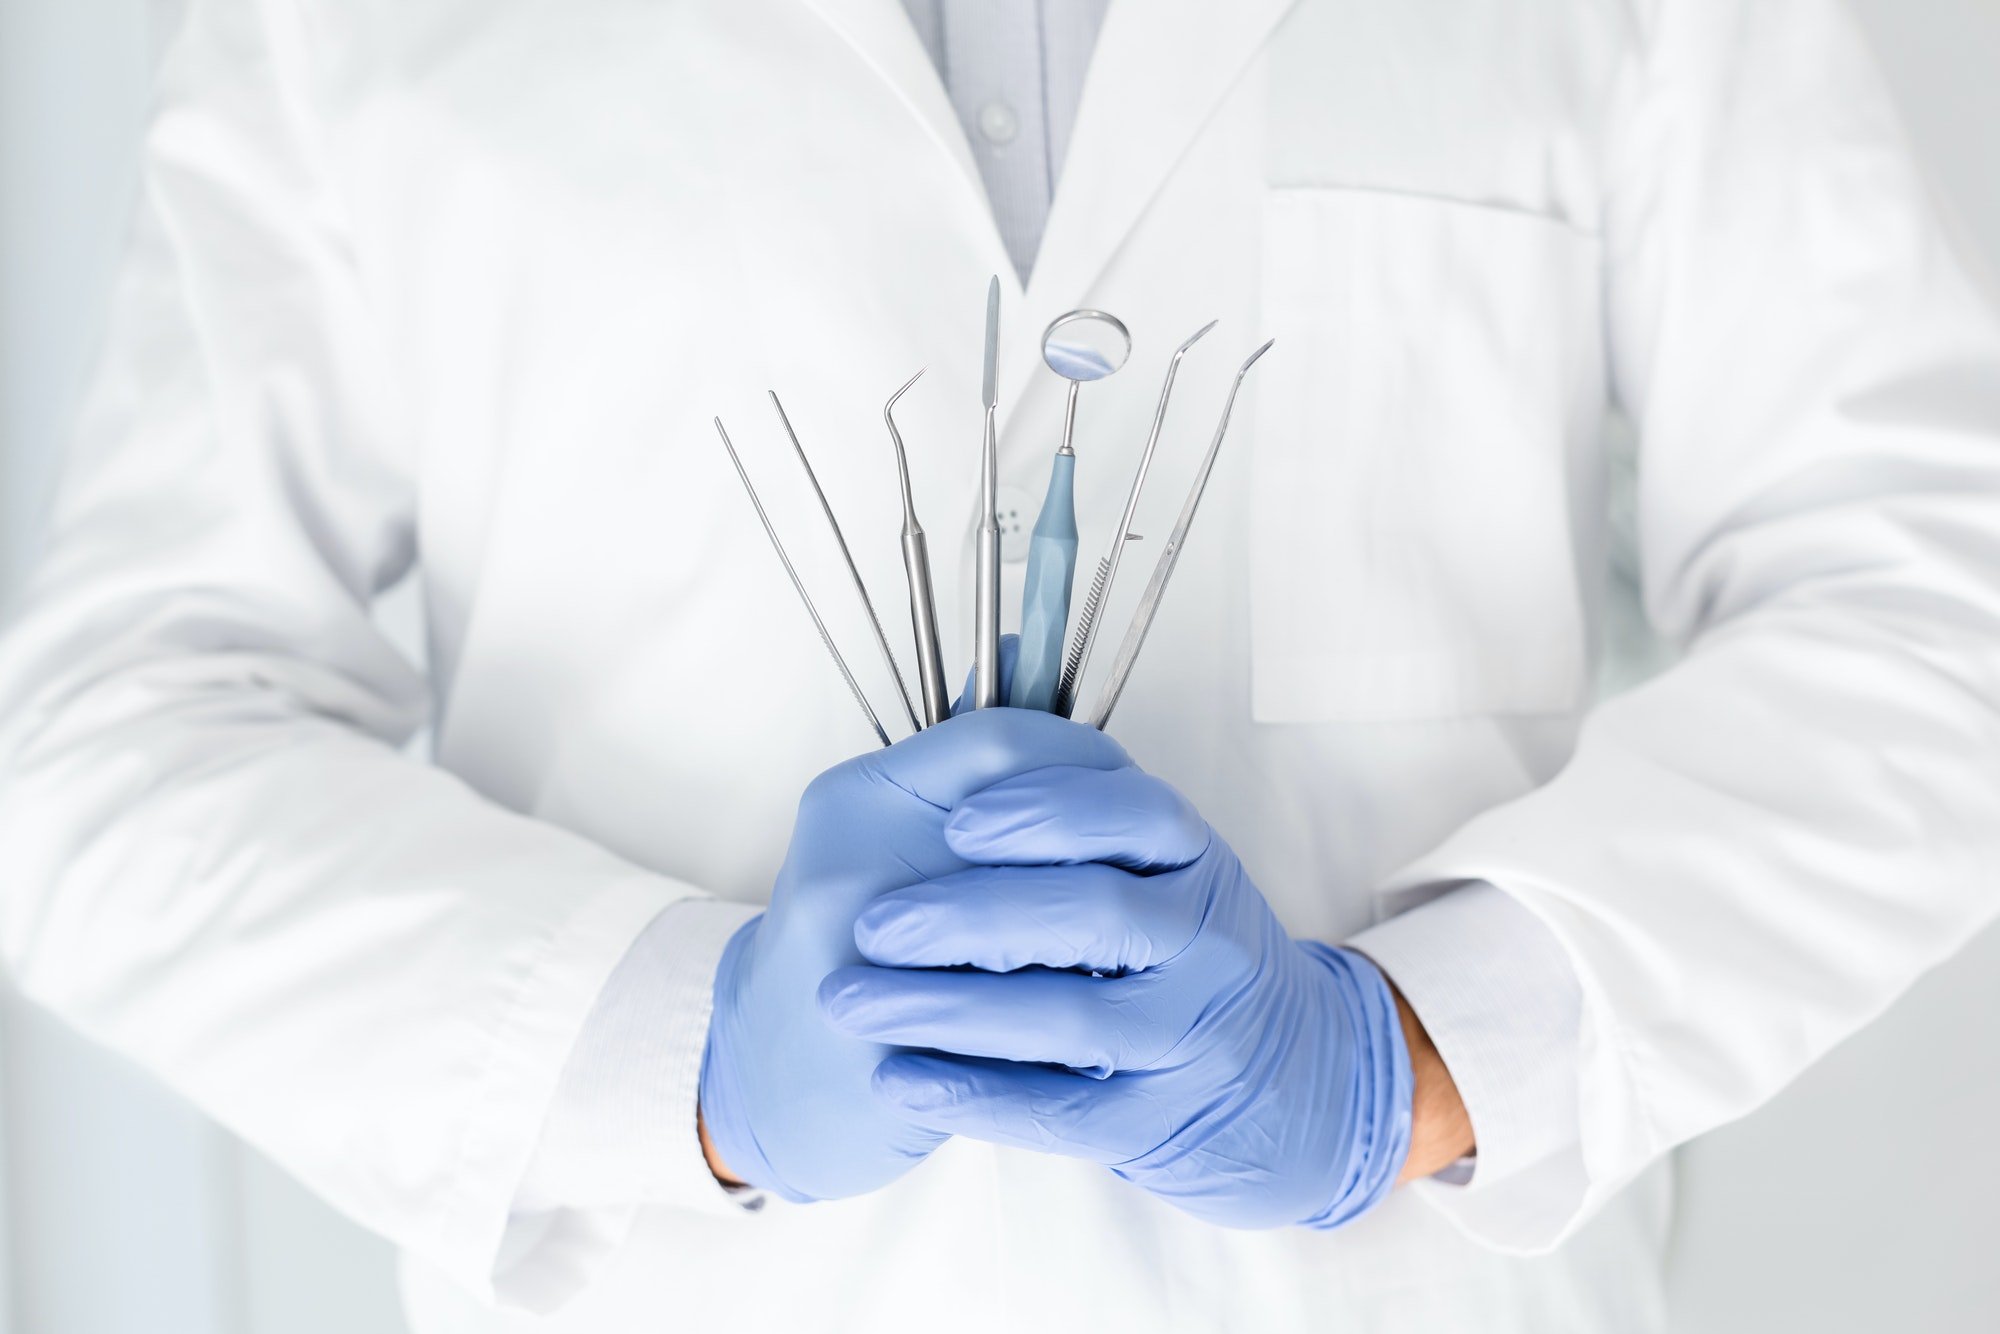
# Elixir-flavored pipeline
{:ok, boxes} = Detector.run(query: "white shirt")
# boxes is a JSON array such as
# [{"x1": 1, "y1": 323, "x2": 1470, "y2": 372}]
[
  {"x1": 898, "y1": 0, "x2": 1111, "y2": 281},
  {"x1": 2, "y1": 2, "x2": 1996, "y2": 1331}
]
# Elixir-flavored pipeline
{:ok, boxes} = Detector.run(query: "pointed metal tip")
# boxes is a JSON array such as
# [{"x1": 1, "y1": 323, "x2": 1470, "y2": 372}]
[
  {"x1": 1172, "y1": 319, "x2": 1220, "y2": 359},
  {"x1": 714, "y1": 417, "x2": 744, "y2": 465},
  {"x1": 768, "y1": 391, "x2": 807, "y2": 448},
  {"x1": 884, "y1": 368, "x2": 926, "y2": 428},
  {"x1": 1238, "y1": 338, "x2": 1276, "y2": 375},
  {"x1": 982, "y1": 282, "x2": 1001, "y2": 408}
]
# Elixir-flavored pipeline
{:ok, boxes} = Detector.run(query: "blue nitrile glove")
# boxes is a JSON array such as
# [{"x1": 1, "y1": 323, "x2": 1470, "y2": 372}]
[
  {"x1": 700, "y1": 709, "x2": 1130, "y2": 1203},
  {"x1": 818, "y1": 764, "x2": 1415, "y2": 1229}
]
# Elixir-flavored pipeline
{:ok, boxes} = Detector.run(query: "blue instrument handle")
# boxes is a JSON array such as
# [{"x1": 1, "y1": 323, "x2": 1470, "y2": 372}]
[{"x1": 1011, "y1": 453, "x2": 1079, "y2": 712}]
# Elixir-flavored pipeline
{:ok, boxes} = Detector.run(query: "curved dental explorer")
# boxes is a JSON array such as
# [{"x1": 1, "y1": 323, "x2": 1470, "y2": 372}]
[
  {"x1": 768, "y1": 391, "x2": 920, "y2": 735},
  {"x1": 1011, "y1": 309, "x2": 1132, "y2": 712},
  {"x1": 884, "y1": 369, "x2": 952, "y2": 727},
  {"x1": 714, "y1": 418, "x2": 890, "y2": 749},
  {"x1": 972, "y1": 277, "x2": 1003, "y2": 711},
  {"x1": 1087, "y1": 338, "x2": 1275, "y2": 731},
  {"x1": 1053, "y1": 318, "x2": 1218, "y2": 717}
]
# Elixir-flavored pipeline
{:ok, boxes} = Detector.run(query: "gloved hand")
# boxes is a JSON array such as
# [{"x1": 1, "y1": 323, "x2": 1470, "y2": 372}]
[
  {"x1": 699, "y1": 708, "x2": 1130, "y2": 1203},
  {"x1": 818, "y1": 764, "x2": 1415, "y2": 1229}
]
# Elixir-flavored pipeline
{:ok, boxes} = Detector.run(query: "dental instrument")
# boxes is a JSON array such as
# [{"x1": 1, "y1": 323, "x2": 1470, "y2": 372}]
[
  {"x1": 885, "y1": 370, "x2": 952, "y2": 727},
  {"x1": 769, "y1": 391, "x2": 920, "y2": 735},
  {"x1": 972, "y1": 277, "x2": 1003, "y2": 711},
  {"x1": 1087, "y1": 339, "x2": 1274, "y2": 730},
  {"x1": 714, "y1": 417, "x2": 890, "y2": 748},
  {"x1": 1012, "y1": 309, "x2": 1131, "y2": 712},
  {"x1": 1054, "y1": 319, "x2": 1217, "y2": 717}
]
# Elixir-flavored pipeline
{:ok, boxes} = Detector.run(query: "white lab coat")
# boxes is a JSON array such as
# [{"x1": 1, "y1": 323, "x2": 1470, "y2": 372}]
[{"x1": 1, "y1": 0, "x2": 1997, "y2": 1330}]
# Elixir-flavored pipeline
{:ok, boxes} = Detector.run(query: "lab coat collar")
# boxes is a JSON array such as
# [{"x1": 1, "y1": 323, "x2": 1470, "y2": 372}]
[
  {"x1": 794, "y1": 0, "x2": 1301, "y2": 436},
  {"x1": 791, "y1": 0, "x2": 996, "y2": 244},
  {"x1": 1028, "y1": 0, "x2": 1300, "y2": 308}
]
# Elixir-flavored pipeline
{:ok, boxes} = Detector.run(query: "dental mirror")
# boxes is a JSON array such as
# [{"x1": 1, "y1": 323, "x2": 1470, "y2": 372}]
[{"x1": 1042, "y1": 309, "x2": 1132, "y2": 455}]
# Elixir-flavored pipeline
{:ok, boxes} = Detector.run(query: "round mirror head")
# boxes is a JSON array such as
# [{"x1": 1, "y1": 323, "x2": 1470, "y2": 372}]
[{"x1": 1042, "y1": 310, "x2": 1132, "y2": 383}]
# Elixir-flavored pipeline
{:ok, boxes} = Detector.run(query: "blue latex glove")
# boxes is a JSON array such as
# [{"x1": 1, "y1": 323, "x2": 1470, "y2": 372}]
[
  {"x1": 700, "y1": 709, "x2": 1130, "y2": 1202},
  {"x1": 819, "y1": 764, "x2": 1415, "y2": 1229}
]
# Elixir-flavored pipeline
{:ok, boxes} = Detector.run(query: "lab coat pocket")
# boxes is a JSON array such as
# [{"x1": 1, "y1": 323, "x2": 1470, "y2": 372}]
[{"x1": 1251, "y1": 188, "x2": 1603, "y2": 722}]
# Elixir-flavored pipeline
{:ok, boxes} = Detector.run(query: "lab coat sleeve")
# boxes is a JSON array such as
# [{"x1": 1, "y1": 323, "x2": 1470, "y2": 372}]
[
  {"x1": 1378, "y1": 0, "x2": 2000, "y2": 1249},
  {"x1": 1349, "y1": 883, "x2": 1584, "y2": 1190},
  {"x1": 0, "y1": 0, "x2": 718, "y2": 1303},
  {"x1": 502, "y1": 898, "x2": 764, "y2": 1311}
]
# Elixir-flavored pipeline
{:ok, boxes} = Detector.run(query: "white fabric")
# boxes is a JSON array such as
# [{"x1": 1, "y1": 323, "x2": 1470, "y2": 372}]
[
  {"x1": 527, "y1": 872, "x2": 1586, "y2": 1255},
  {"x1": 1352, "y1": 882, "x2": 1585, "y2": 1190},
  {"x1": 899, "y1": 0, "x2": 1110, "y2": 281},
  {"x1": 520, "y1": 0, "x2": 1589, "y2": 1245},
  {"x1": 1, "y1": 0, "x2": 1997, "y2": 1330},
  {"x1": 502, "y1": 897, "x2": 762, "y2": 1311}
]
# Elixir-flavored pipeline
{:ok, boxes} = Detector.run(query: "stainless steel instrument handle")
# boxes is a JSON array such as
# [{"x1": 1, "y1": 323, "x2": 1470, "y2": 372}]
[
  {"x1": 903, "y1": 528, "x2": 951, "y2": 726},
  {"x1": 972, "y1": 278, "x2": 1003, "y2": 710}
]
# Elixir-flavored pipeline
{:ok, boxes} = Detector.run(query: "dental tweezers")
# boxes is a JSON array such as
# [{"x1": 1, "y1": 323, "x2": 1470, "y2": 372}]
[
  {"x1": 1087, "y1": 339, "x2": 1274, "y2": 729},
  {"x1": 1054, "y1": 319, "x2": 1217, "y2": 717}
]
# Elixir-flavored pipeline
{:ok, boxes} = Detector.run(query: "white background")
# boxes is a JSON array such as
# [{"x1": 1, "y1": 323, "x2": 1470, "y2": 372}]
[{"x1": 1, "y1": 2, "x2": 1996, "y2": 1330}]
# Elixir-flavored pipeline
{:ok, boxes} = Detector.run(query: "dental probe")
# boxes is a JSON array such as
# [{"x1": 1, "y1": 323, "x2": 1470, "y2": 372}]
[
  {"x1": 714, "y1": 418, "x2": 890, "y2": 748},
  {"x1": 769, "y1": 391, "x2": 920, "y2": 735},
  {"x1": 1054, "y1": 319, "x2": 1217, "y2": 717},
  {"x1": 884, "y1": 370, "x2": 952, "y2": 727},
  {"x1": 1088, "y1": 339, "x2": 1274, "y2": 730}
]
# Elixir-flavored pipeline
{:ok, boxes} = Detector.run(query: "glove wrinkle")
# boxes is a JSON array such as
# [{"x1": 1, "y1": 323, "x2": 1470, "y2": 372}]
[
  {"x1": 704, "y1": 709, "x2": 1130, "y2": 1203},
  {"x1": 840, "y1": 764, "x2": 1415, "y2": 1232}
]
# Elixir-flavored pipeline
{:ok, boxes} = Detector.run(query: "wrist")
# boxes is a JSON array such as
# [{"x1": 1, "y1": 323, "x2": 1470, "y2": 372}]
[
  {"x1": 1389, "y1": 980, "x2": 1476, "y2": 1183},
  {"x1": 697, "y1": 1105, "x2": 745, "y2": 1188},
  {"x1": 698, "y1": 917, "x2": 813, "y2": 1201}
]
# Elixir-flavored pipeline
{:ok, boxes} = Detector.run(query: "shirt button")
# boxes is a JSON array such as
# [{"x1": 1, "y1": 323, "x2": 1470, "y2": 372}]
[
  {"x1": 977, "y1": 101, "x2": 1019, "y2": 145},
  {"x1": 998, "y1": 485, "x2": 1034, "y2": 563}
]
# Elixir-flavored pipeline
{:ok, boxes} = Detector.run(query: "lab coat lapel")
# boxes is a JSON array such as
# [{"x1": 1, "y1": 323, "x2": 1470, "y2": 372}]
[
  {"x1": 792, "y1": 0, "x2": 1302, "y2": 441},
  {"x1": 791, "y1": 0, "x2": 1011, "y2": 267},
  {"x1": 1022, "y1": 0, "x2": 1301, "y2": 345}
]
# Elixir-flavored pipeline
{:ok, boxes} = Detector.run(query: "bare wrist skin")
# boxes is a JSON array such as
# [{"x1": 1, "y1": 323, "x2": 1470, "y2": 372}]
[
  {"x1": 698, "y1": 1106, "x2": 745, "y2": 1188},
  {"x1": 1390, "y1": 983, "x2": 1476, "y2": 1183}
]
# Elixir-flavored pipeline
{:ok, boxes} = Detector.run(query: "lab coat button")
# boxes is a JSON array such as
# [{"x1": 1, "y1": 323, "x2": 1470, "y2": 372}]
[
  {"x1": 977, "y1": 101, "x2": 1019, "y2": 145},
  {"x1": 998, "y1": 485, "x2": 1033, "y2": 562}
]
